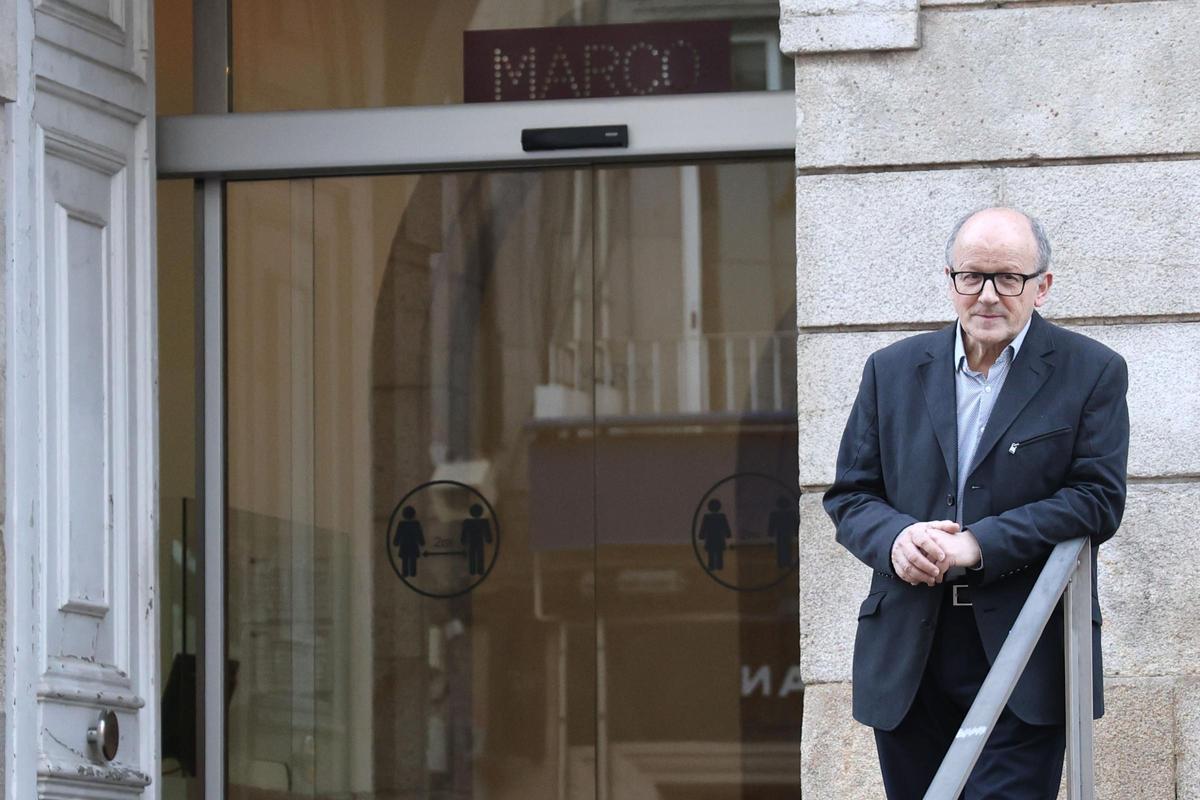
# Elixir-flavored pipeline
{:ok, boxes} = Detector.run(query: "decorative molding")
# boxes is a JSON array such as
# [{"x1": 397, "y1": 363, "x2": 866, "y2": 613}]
[
  {"x1": 61, "y1": 596, "x2": 110, "y2": 619},
  {"x1": 38, "y1": 760, "x2": 151, "y2": 790},
  {"x1": 34, "y1": 0, "x2": 127, "y2": 46},
  {"x1": 33, "y1": 42, "x2": 147, "y2": 116},
  {"x1": 32, "y1": 0, "x2": 145, "y2": 83},
  {"x1": 8, "y1": 0, "x2": 155, "y2": 786},
  {"x1": 43, "y1": 122, "x2": 133, "y2": 171},
  {"x1": 38, "y1": 116, "x2": 135, "y2": 694},
  {"x1": 1, "y1": 0, "x2": 15, "y2": 101},
  {"x1": 36, "y1": 682, "x2": 145, "y2": 711},
  {"x1": 45, "y1": 654, "x2": 133, "y2": 687},
  {"x1": 39, "y1": 781, "x2": 150, "y2": 800},
  {"x1": 50, "y1": 200, "x2": 114, "y2": 627}
]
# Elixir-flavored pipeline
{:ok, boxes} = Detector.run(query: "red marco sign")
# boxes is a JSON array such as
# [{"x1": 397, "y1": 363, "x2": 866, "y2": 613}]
[{"x1": 464, "y1": 21, "x2": 733, "y2": 103}]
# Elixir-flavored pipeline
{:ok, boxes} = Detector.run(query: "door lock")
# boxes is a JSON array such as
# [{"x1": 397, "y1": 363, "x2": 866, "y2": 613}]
[{"x1": 87, "y1": 709, "x2": 120, "y2": 763}]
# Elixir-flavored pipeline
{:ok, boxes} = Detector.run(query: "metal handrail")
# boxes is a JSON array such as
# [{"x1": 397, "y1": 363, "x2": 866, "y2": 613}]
[{"x1": 924, "y1": 536, "x2": 1095, "y2": 799}]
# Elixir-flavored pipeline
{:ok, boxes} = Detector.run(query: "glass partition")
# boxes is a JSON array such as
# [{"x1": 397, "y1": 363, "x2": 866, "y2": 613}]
[
  {"x1": 221, "y1": 158, "x2": 798, "y2": 797},
  {"x1": 156, "y1": 2, "x2": 199, "y2": 794},
  {"x1": 225, "y1": 171, "x2": 597, "y2": 797},
  {"x1": 591, "y1": 162, "x2": 800, "y2": 798},
  {"x1": 231, "y1": 0, "x2": 793, "y2": 112},
  {"x1": 157, "y1": 175, "x2": 200, "y2": 799}
]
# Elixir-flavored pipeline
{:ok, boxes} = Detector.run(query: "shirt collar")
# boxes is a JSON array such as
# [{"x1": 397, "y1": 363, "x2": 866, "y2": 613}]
[{"x1": 954, "y1": 315, "x2": 1033, "y2": 372}]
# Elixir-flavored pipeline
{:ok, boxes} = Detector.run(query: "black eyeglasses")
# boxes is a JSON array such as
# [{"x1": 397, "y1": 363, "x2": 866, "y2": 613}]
[{"x1": 949, "y1": 270, "x2": 1043, "y2": 297}]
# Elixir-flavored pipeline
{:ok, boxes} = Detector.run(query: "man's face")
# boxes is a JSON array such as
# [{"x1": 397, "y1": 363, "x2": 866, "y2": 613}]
[{"x1": 946, "y1": 210, "x2": 1053, "y2": 348}]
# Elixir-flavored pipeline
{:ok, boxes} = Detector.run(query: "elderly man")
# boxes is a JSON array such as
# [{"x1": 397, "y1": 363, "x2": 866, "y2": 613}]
[{"x1": 823, "y1": 207, "x2": 1128, "y2": 798}]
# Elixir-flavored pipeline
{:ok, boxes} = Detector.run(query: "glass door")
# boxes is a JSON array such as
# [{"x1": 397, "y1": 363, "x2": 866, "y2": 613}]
[
  {"x1": 224, "y1": 169, "x2": 597, "y2": 798},
  {"x1": 221, "y1": 159, "x2": 797, "y2": 799},
  {"x1": 590, "y1": 162, "x2": 800, "y2": 800}
]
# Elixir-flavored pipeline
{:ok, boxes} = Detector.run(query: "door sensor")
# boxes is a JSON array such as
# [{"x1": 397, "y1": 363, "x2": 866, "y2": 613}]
[{"x1": 521, "y1": 125, "x2": 629, "y2": 152}]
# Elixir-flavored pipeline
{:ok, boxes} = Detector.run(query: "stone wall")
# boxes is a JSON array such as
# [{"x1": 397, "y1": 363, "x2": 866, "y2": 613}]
[{"x1": 782, "y1": 1, "x2": 1200, "y2": 796}]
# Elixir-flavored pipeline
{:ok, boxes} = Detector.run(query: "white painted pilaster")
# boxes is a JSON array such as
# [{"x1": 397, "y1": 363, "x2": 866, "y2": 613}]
[
  {"x1": 4, "y1": 0, "x2": 158, "y2": 796},
  {"x1": 0, "y1": 0, "x2": 15, "y2": 102}
]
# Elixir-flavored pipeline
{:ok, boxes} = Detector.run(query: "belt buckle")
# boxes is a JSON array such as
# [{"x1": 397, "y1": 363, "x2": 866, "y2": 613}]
[{"x1": 952, "y1": 584, "x2": 972, "y2": 607}]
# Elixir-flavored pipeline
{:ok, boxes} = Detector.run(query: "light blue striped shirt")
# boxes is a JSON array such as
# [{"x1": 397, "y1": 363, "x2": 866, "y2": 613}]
[{"x1": 946, "y1": 316, "x2": 1032, "y2": 577}]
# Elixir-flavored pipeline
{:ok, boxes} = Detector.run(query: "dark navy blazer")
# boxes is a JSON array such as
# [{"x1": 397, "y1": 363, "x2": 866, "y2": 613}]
[{"x1": 823, "y1": 311, "x2": 1129, "y2": 730}]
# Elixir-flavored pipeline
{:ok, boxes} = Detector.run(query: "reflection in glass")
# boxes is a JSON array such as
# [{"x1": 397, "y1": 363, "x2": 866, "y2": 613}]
[
  {"x1": 231, "y1": 1, "x2": 794, "y2": 112},
  {"x1": 222, "y1": 159, "x2": 798, "y2": 798},
  {"x1": 157, "y1": 177, "x2": 200, "y2": 798},
  {"x1": 225, "y1": 171, "x2": 596, "y2": 798},
  {"x1": 592, "y1": 162, "x2": 800, "y2": 796}
]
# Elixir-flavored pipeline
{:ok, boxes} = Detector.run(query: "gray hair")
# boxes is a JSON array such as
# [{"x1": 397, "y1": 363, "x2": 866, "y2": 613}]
[{"x1": 944, "y1": 207, "x2": 1052, "y2": 274}]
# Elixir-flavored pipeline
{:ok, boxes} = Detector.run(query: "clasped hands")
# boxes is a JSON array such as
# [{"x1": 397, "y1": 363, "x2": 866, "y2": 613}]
[{"x1": 890, "y1": 521, "x2": 982, "y2": 587}]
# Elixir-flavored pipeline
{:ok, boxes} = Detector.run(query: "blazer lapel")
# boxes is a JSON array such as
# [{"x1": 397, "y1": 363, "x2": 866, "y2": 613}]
[
  {"x1": 967, "y1": 312, "x2": 1057, "y2": 478},
  {"x1": 917, "y1": 323, "x2": 959, "y2": 486}
]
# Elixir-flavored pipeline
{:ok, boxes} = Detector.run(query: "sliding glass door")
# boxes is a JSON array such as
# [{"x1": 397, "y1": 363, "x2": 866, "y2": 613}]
[{"x1": 221, "y1": 159, "x2": 798, "y2": 799}]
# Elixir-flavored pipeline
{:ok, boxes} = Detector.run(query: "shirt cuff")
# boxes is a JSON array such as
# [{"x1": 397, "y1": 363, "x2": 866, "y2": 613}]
[{"x1": 962, "y1": 527, "x2": 983, "y2": 570}]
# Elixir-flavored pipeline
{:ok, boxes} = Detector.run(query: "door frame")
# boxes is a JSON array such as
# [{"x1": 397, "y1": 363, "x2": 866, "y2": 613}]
[
  {"x1": 158, "y1": 70, "x2": 795, "y2": 800},
  {"x1": 159, "y1": 91, "x2": 794, "y2": 178}
]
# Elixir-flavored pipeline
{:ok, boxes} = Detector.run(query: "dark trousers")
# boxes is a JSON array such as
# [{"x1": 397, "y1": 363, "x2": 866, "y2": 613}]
[{"x1": 873, "y1": 587, "x2": 1066, "y2": 800}]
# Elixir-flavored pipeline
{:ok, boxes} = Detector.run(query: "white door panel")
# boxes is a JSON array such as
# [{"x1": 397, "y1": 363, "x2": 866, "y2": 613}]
[
  {"x1": 6, "y1": 0, "x2": 156, "y2": 797},
  {"x1": 34, "y1": 0, "x2": 147, "y2": 81}
]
